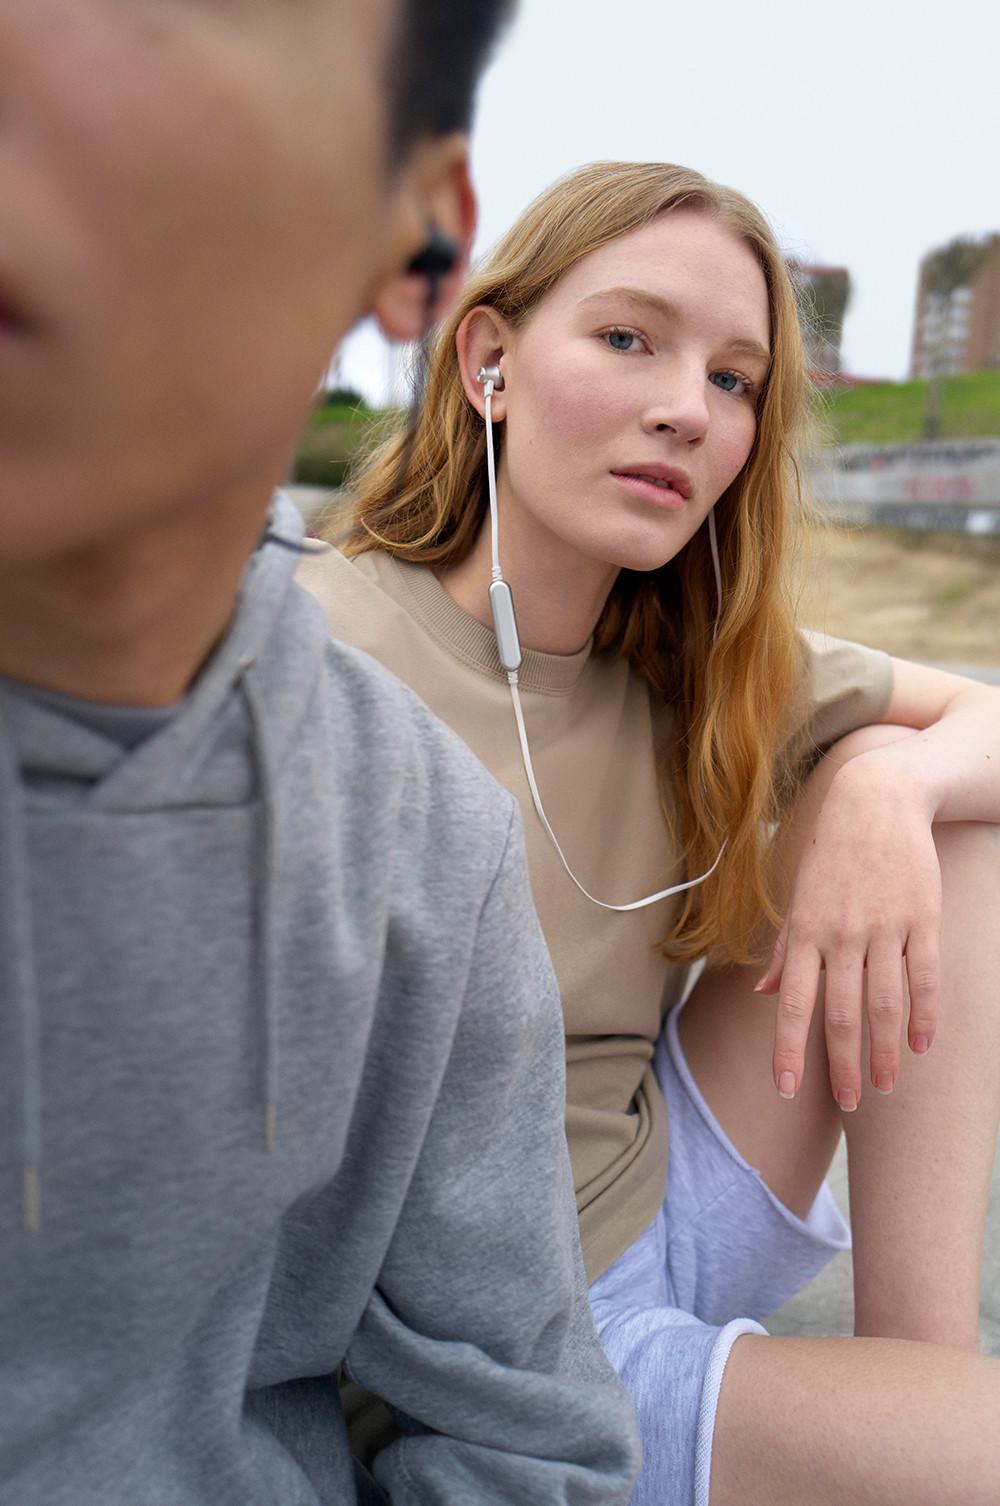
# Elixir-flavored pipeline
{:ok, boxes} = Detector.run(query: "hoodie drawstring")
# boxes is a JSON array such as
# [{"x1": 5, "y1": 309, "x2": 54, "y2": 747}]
[
  {"x1": 0, "y1": 716, "x2": 44, "y2": 1233},
  {"x1": 238, "y1": 661, "x2": 279, "y2": 1155}
]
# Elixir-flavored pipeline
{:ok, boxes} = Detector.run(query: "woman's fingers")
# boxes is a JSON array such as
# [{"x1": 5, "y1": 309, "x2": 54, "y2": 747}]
[
  {"x1": 772, "y1": 930, "x2": 936, "y2": 1107},
  {"x1": 864, "y1": 939, "x2": 905, "y2": 1094},
  {"x1": 823, "y1": 953, "x2": 866, "y2": 1110},
  {"x1": 905, "y1": 926, "x2": 940, "y2": 1057},
  {"x1": 755, "y1": 917, "x2": 789, "y2": 996},
  {"x1": 767, "y1": 805, "x2": 942, "y2": 1104},
  {"x1": 771, "y1": 940, "x2": 822, "y2": 1099}
]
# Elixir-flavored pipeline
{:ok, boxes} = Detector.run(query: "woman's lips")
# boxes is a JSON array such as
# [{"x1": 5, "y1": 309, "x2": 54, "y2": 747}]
[{"x1": 610, "y1": 471, "x2": 689, "y2": 510}]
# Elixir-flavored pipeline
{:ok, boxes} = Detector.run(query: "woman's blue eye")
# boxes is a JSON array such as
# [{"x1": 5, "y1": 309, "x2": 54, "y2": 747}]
[
  {"x1": 710, "y1": 370, "x2": 752, "y2": 396},
  {"x1": 605, "y1": 328, "x2": 639, "y2": 352}
]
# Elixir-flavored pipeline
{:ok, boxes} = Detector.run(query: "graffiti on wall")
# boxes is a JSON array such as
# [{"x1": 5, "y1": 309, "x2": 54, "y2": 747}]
[{"x1": 813, "y1": 440, "x2": 1000, "y2": 508}]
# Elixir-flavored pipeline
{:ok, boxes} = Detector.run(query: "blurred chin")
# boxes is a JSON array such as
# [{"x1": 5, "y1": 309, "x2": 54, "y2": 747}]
[
  {"x1": 0, "y1": 442, "x2": 181, "y2": 565},
  {"x1": 0, "y1": 410, "x2": 290, "y2": 568},
  {"x1": 0, "y1": 461, "x2": 131, "y2": 565}
]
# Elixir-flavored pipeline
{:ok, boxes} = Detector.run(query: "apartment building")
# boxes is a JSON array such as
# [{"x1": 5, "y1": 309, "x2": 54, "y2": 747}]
[{"x1": 911, "y1": 233, "x2": 1000, "y2": 377}]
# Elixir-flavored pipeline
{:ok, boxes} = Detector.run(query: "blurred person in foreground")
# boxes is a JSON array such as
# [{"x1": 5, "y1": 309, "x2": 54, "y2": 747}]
[
  {"x1": 0, "y1": 5, "x2": 639, "y2": 1503},
  {"x1": 303, "y1": 160, "x2": 1000, "y2": 1506}
]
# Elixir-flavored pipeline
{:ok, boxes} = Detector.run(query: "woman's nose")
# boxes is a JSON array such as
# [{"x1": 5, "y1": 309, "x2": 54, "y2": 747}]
[{"x1": 640, "y1": 368, "x2": 709, "y2": 444}]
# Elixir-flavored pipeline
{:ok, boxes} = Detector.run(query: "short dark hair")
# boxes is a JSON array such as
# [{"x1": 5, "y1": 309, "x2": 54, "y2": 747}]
[{"x1": 389, "y1": 0, "x2": 515, "y2": 160}]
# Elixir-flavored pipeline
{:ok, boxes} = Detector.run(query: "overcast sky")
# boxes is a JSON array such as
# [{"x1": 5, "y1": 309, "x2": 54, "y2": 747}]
[{"x1": 338, "y1": 0, "x2": 1000, "y2": 403}]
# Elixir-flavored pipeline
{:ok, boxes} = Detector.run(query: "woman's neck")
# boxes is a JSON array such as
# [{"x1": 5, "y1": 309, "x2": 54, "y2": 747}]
[{"x1": 437, "y1": 511, "x2": 618, "y2": 658}]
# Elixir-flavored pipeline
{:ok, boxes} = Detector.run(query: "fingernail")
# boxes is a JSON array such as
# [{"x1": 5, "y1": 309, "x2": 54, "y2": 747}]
[
  {"x1": 837, "y1": 1088, "x2": 859, "y2": 1112},
  {"x1": 912, "y1": 1034, "x2": 930, "y2": 1054},
  {"x1": 874, "y1": 1070, "x2": 894, "y2": 1094},
  {"x1": 753, "y1": 978, "x2": 766, "y2": 993},
  {"x1": 777, "y1": 1071, "x2": 796, "y2": 1099}
]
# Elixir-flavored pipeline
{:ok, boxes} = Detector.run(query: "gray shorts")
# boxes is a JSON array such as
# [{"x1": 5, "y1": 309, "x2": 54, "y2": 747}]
[{"x1": 588, "y1": 999, "x2": 850, "y2": 1506}]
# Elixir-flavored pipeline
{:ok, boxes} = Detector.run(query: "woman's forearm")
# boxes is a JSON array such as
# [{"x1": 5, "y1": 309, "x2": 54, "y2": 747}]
[{"x1": 854, "y1": 684, "x2": 1000, "y2": 826}]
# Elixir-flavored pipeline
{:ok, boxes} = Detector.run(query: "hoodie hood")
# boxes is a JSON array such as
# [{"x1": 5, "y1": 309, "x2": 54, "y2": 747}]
[{"x1": 0, "y1": 493, "x2": 327, "y2": 1228}]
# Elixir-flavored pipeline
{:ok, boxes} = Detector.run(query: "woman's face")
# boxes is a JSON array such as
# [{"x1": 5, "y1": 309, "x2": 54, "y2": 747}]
[{"x1": 495, "y1": 209, "x2": 772, "y2": 581}]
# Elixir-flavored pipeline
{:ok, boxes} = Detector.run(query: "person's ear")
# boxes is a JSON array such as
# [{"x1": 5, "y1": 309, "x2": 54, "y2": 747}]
[
  {"x1": 456, "y1": 306, "x2": 509, "y2": 421},
  {"x1": 370, "y1": 132, "x2": 476, "y2": 342}
]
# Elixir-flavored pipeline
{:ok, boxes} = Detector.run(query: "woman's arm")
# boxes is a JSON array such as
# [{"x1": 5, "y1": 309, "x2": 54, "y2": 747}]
[
  {"x1": 875, "y1": 658, "x2": 1000, "y2": 823},
  {"x1": 759, "y1": 657, "x2": 1000, "y2": 1105}
]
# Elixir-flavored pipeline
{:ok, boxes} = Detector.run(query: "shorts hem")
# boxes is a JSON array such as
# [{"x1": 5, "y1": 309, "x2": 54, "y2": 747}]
[{"x1": 694, "y1": 1319, "x2": 767, "y2": 1506}]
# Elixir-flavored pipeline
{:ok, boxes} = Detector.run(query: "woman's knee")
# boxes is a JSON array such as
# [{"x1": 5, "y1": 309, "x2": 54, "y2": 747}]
[
  {"x1": 817, "y1": 722, "x2": 917, "y2": 780},
  {"x1": 934, "y1": 819, "x2": 1000, "y2": 938}
]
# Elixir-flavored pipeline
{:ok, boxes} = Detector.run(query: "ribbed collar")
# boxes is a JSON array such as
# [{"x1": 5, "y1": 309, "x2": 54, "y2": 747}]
[{"x1": 384, "y1": 554, "x2": 594, "y2": 695}]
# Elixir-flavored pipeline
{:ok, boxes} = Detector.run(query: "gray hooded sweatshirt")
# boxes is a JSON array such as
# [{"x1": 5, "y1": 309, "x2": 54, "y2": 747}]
[{"x1": 0, "y1": 495, "x2": 639, "y2": 1505}]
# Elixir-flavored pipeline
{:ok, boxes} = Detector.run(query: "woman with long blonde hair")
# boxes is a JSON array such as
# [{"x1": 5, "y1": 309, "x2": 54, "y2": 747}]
[{"x1": 300, "y1": 161, "x2": 1000, "y2": 1504}]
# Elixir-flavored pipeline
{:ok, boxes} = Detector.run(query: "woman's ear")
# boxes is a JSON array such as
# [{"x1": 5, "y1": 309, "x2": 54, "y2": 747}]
[
  {"x1": 456, "y1": 306, "x2": 509, "y2": 421},
  {"x1": 370, "y1": 134, "x2": 476, "y2": 342}
]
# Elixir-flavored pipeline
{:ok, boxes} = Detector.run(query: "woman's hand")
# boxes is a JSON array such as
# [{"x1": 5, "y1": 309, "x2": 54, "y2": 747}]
[{"x1": 757, "y1": 752, "x2": 942, "y2": 1109}]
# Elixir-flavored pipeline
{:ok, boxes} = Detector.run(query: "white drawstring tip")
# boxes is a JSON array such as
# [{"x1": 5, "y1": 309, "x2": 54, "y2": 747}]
[
  {"x1": 263, "y1": 1102, "x2": 277, "y2": 1155},
  {"x1": 22, "y1": 1166, "x2": 41, "y2": 1234}
]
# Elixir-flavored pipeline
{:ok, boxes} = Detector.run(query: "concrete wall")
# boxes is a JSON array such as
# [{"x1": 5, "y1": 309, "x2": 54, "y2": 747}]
[{"x1": 810, "y1": 440, "x2": 1000, "y2": 532}]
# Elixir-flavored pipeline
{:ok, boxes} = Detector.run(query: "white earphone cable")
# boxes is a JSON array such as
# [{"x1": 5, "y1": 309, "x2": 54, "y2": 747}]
[
  {"x1": 485, "y1": 385, "x2": 502, "y2": 583},
  {"x1": 481, "y1": 369, "x2": 726, "y2": 911},
  {"x1": 507, "y1": 671, "x2": 726, "y2": 910}
]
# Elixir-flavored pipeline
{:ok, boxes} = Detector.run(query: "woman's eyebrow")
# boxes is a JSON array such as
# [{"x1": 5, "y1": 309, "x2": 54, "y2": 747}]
[
  {"x1": 727, "y1": 336, "x2": 772, "y2": 369},
  {"x1": 578, "y1": 286, "x2": 679, "y2": 320},
  {"x1": 578, "y1": 286, "x2": 771, "y2": 367}
]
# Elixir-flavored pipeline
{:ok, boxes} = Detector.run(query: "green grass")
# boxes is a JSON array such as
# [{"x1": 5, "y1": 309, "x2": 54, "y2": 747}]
[
  {"x1": 817, "y1": 371, "x2": 1000, "y2": 446},
  {"x1": 932, "y1": 579, "x2": 975, "y2": 610},
  {"x1": 293, "y1": 401, "x2": 402, "y2": 487},
  {"x1": 307, "y1": 401, "x2": 376, "y2": 429}
]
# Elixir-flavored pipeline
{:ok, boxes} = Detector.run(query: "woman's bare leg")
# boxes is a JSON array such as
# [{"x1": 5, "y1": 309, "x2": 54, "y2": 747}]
[
  {"x1": 711, "y1": 1334, "x2": 1000, "y2": 1506},
  {"x1": 678, "y1": 725, "x2": 1000, "y2": 1500},
  {"x1": 681, "y1": 726, "x2": 1000, "y2": 1344},
  {"x1": 677, "y1": 960, "x2": 842, "y2": 1223},
  {"x1": 842, "y1": 815, "x2": 1000, "y2": 1348}
]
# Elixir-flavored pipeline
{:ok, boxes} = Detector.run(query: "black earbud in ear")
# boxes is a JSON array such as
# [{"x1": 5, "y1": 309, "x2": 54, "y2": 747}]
[
  {"x1": 391, "y1": 225, "x2": 461, "y2": 507},
  {"x1": 406, "y1": 225, "x2": 460, "y2": 281}
]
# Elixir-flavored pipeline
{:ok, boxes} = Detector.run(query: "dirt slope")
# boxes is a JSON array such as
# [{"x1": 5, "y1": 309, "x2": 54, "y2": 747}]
[{"x1": 801, "y1": 526, "x2": 1000, "y2": 666}]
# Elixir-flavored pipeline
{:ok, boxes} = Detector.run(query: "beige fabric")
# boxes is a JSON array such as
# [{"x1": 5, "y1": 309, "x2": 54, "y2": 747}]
[{"x1": 298, "y1": 546, "x2": 893, "y2": 1281}]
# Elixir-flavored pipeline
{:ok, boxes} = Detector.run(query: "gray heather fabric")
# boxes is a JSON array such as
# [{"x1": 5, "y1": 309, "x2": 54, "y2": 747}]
[
  {"x1": 0, "y1": 494, "x2": 639, "y2": 1505},
  {"x1": 0, "y1": 677, "x2": 181, "y2": 753}
]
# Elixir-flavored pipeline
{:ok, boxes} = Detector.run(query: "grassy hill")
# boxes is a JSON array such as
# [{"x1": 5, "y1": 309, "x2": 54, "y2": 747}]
[
  {"x1": 293, "y1": 400, "x2": 392, "y2": 488},
  {"x1": 817, "y1": 371, "x2": 1000, "y2": 447}
]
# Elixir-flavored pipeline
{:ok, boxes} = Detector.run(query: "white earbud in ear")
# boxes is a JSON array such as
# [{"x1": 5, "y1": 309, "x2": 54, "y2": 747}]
[{"x1": 476, "y1": 364, "x2": 505, "y2": 391}]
